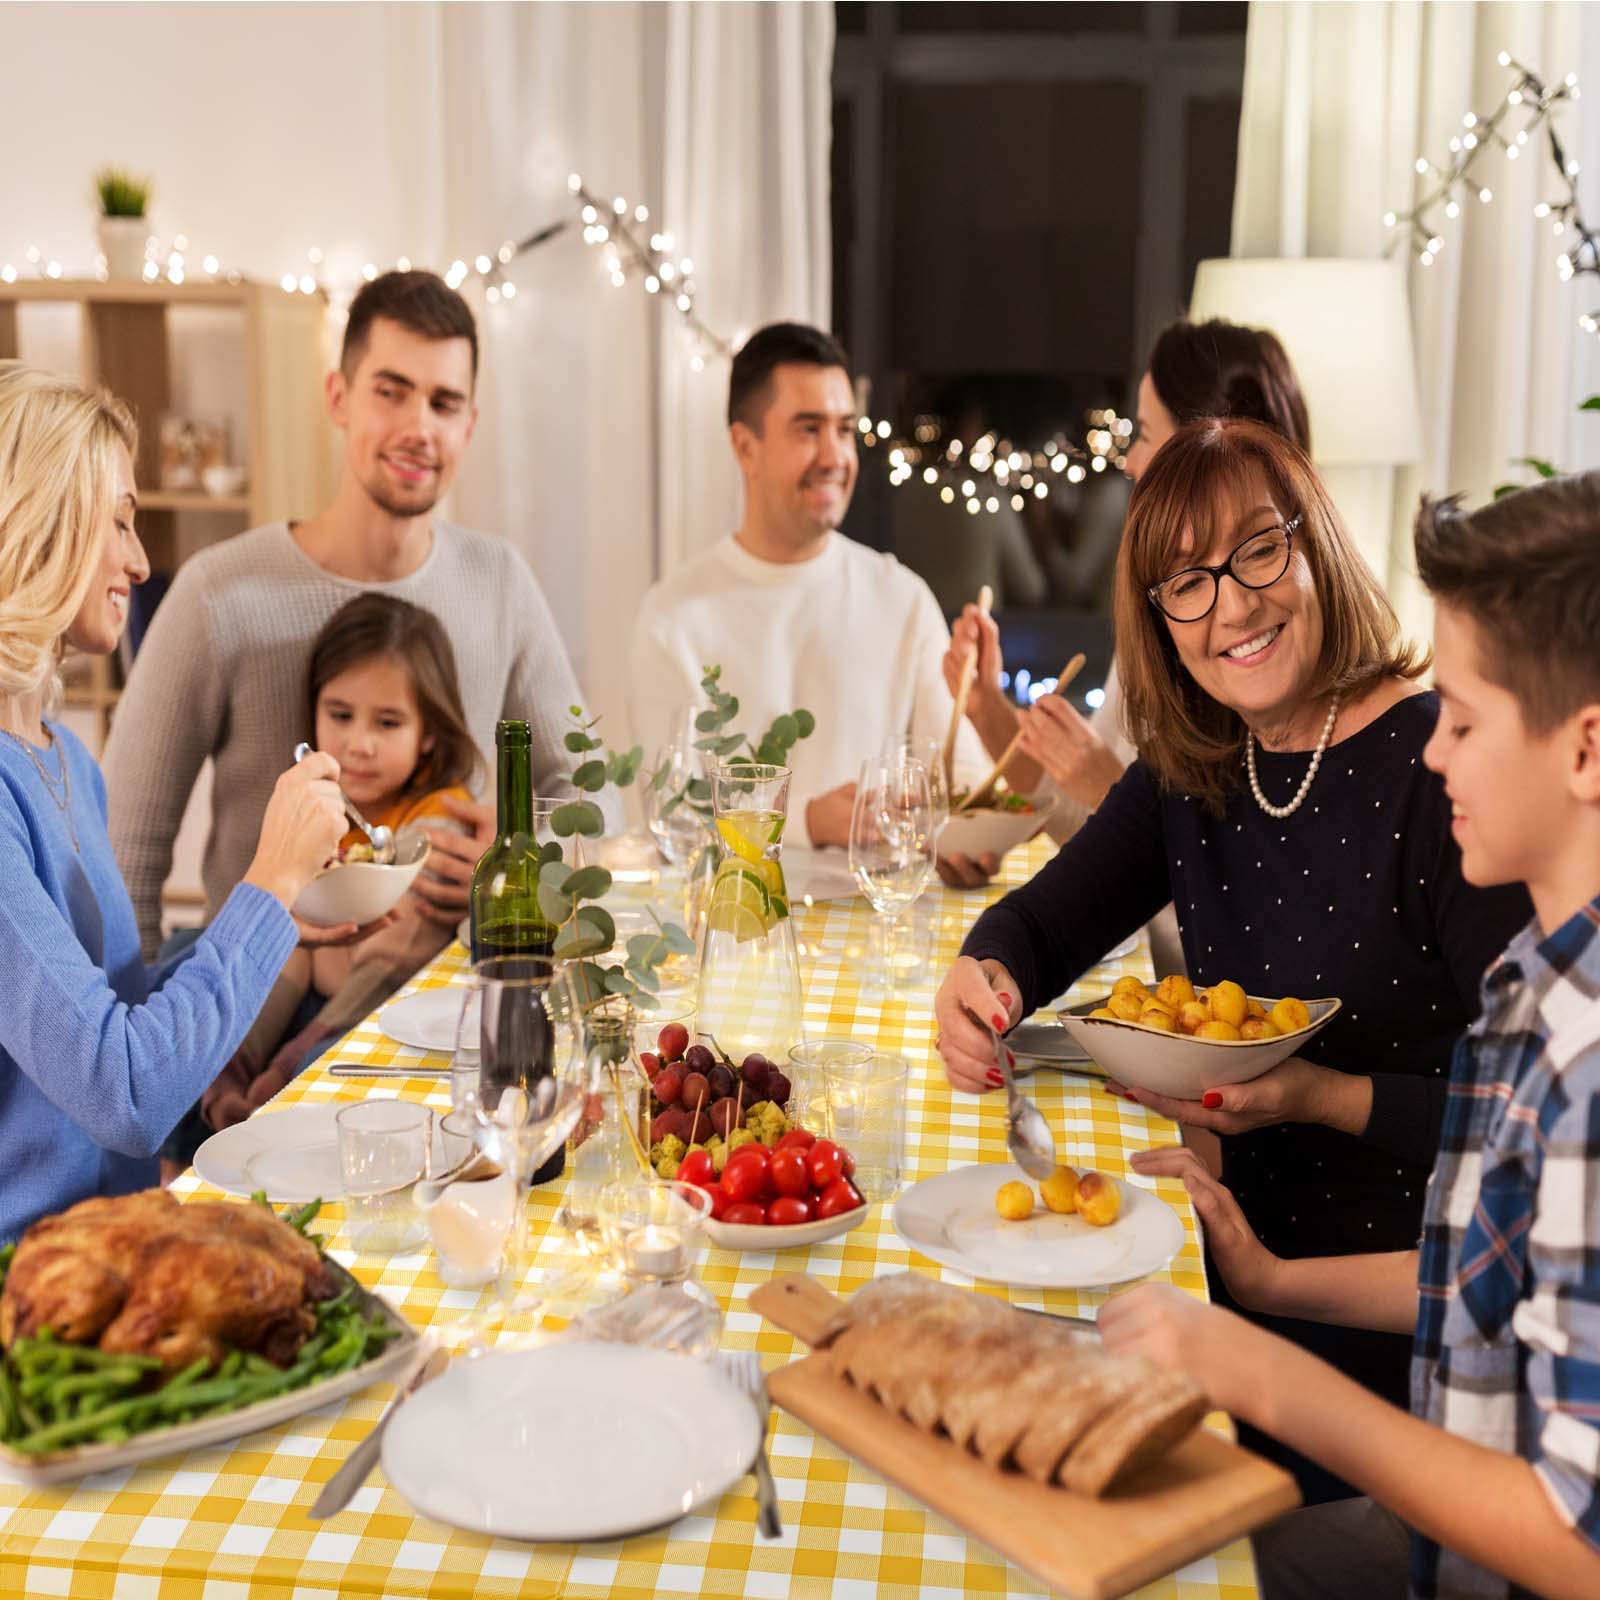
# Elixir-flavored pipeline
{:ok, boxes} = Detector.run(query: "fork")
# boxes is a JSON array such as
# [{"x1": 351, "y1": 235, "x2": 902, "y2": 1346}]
[{"x1": 724, "y1": 1350, "x2": 783, "y2": 1539}]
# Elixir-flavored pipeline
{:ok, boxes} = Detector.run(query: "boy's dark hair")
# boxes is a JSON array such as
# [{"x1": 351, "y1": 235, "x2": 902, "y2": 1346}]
[
  {"x1": 340, "y1": 271, "x2": 479, "y2": 384},
  {"x1": 1414, "y1": 471, "x2": 1600, "y2": 734},
  {"x1": 727, "y1": 322, "x2": 852, "y2": 431},
  {"x1": 1149, "y1": 317, "x2": 1312, "y2": 455},
  {"x1": 307, "y1": 593, "x2": 482, "y2": 799}
]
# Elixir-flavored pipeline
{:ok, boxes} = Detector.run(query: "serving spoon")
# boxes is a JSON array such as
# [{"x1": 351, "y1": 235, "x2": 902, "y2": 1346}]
[
  {"x1": 987, "y1": 1016, "x2": 1058, "y2": 1181},
  {"x1": 292, "y1": 741, "x2": 397, "y2": 863}
]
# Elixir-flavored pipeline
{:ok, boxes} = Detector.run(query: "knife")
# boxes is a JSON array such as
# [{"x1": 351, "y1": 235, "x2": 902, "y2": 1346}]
[
  {"x1": 328, "y1": 1063, "x2": 450, "y2": 1079},
  {"x1": 310, "y1": 1344, "x2": 449, "y2": 1518}
]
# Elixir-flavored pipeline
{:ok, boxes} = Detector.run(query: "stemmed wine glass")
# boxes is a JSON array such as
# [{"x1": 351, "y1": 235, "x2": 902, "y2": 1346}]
[
  {"x1": 849, "y1": 756, "x2": 937, "y2": 996},
  {"x1": 643, "y1": 716, "x2": 716, "y2": 945},
  {"x1": 882, "y1": 735, "x2": 950, "y2": 839}
]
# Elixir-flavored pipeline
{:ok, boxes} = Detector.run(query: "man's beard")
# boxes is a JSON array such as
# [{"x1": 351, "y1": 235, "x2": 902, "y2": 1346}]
[{"x1": 361, "y1": 470, "x2": 441, "y2": 520}]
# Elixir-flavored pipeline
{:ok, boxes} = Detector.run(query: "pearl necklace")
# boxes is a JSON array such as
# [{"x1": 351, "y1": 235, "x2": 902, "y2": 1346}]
[
  {"x1": 0, "y1": 726, "x2": 78, "y2": 852},
  {"x1": 1244, "y1": 694, "x2": 1341, "y2": 820}
]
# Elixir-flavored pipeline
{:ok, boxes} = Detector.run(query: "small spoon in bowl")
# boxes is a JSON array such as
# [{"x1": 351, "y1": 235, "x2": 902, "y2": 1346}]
[{"x1": 293, "y1": 741, "x2": 397, "y2": 863}]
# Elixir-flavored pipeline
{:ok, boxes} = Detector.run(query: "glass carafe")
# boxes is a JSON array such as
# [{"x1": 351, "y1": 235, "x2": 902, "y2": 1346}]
[{"x1": 696, "y1": 763, "x2": 804, "y2": 1064}]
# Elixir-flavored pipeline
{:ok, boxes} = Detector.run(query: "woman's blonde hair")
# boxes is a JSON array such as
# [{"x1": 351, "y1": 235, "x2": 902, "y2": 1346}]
[
  {"x1": 1114, "y1": 417, "x2": 1428, "y2": 815},
  {"x1": 0, "y1": 361, "x2": 137, "y2": 700}
]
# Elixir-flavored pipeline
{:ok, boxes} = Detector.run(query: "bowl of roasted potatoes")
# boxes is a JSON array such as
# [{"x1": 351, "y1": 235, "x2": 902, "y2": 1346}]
[{"x1": 1057, "y1": 973, "x2": 1340, "y2": 1099}]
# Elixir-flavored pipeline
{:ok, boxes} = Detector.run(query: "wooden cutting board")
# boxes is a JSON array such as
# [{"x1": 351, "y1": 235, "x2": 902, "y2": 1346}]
[{"x1": 751, "y1": 1275, "x2": 1299, "y2": 1600}]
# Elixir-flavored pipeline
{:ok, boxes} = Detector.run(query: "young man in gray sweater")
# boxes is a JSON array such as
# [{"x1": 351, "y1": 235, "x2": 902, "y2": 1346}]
[{"x1": 105, "y1": 270, "x2": 613, "y2": 959}]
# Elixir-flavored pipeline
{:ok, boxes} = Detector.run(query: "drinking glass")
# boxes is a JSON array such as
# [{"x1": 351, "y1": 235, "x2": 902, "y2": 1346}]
[
  {"x1": 787, "y1": 1037, "x2": 873, "y2": 1134},
  {"x1": 849, "y1": 756, "x2": 936, "y2": 995},
  {"x1": 336, "y1": 1100, "x2": 433, "y2": 1253},
  {"x1": 823, "y1": 1050, "x2": 909, "y2": 1198},
  {"x1": 882, "y1": 735, "x2": 950, "y2": 836}
]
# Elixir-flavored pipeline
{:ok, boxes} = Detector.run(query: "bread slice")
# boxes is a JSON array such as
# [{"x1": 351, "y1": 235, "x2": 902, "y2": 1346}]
[{"x1": 1057, "y1": 1366, "x2": 1209, "y2": 1495}]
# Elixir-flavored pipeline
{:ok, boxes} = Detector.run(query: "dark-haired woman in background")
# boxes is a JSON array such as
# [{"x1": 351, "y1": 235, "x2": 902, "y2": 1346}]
[{"x1": 940, "y1": 320, "x2": 1313, "y2": 945}]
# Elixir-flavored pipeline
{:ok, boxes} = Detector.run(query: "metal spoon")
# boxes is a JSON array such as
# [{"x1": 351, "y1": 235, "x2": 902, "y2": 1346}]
[
  {"x1": 988, "y1": 1018, "x2": 1058, "y2": 1181},
  {"x1": 292, "y1": 741, "x2": 397, "y2": 863}
]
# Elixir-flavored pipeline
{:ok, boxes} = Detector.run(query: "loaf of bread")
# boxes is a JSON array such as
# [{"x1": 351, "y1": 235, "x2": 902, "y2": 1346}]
[{"x1": 816, "y1": 1273, "x2": 1206, "y2": 1495}]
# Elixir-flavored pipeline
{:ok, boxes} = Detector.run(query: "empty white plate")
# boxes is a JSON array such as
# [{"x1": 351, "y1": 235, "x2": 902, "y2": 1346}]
[
  {"x1": 892, "y1": 1162, "x2": 1185, "y2": 1289},
  {"x1": 379, "y1": 987, "x2": 465, "y2": 1053},
  {"x1": 193, "y1": 1102, "x2": 459, "y2": 1203},
  {"x1": 382, "y1": 1341, "x2": 760, "y2": 1541}
]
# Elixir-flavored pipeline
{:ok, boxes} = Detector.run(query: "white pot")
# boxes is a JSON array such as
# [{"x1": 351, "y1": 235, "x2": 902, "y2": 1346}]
[{"x1": 97, "y1": 216, "x2": 149, "y2": 281}]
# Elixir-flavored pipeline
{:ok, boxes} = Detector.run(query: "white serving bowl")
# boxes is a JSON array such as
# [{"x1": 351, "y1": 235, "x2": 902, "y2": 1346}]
[
  {"x1": 702, "y1": 1195, "x2": 870, "y2": 1251},
  {"x1": 1057, "y1": 993, "x2": 1342, "y2": 1099},
  {"x1": 292, "y1": 827, "x2": 430, "y2": 926},
  {"x1": 939, "y1": 795, "x2": 1057, "y2": 863},
  {"x1": 201, "y1": 463, "x2": 247, "y2": 497}
]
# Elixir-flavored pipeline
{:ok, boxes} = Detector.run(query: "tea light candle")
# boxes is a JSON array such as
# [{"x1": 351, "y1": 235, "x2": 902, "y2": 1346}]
[{"x1": 625, "y1": 1223, "x2": 686, "y2": 1277}]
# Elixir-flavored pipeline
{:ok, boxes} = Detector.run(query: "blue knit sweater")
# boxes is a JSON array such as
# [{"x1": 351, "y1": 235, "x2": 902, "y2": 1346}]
[{"x1": 0, "y1": 722, "x2": 297, "y2": 1243}]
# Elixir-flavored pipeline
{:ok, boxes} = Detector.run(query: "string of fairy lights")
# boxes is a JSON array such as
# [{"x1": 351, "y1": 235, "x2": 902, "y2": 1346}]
[{"x1": 1385, "y1": 52, "x2": 1598, "y2": 335}]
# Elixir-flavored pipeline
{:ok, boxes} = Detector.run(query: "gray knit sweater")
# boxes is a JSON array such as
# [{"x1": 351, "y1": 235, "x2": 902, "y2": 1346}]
[{"x1": 104, "y1": 521, "x2": 615, "y2": 957}]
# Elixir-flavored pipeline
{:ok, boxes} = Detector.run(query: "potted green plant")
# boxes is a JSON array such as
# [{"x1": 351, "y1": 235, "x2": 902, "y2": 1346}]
[{"x1": 94, "y1": 168, "x2": 152, "y2": 281}]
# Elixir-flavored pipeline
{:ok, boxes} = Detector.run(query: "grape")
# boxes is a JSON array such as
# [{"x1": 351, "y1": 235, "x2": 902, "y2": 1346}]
[
  {"x1": 740, "y1": 1054, "x2": 771, "y2": 1090},
  {"x1": 709, "y1": 1097, "x2": 740, "y2": 1137},
  {"x1": 766, "y1": 1071, "x2": 792, "y2": 1108},
  {"x1": 681, "y1": 1071, "x2": 710, "y2": 1111},
  {"x1": 707, "y1": 1063, "x2": 736, "y2": 1099},
  {"x1": 684, "y1": 1043, "x2": 715, "y2": 1075},
  {"x1": 654, "y1": 1068, "x2": 684, "y2": 1106}
]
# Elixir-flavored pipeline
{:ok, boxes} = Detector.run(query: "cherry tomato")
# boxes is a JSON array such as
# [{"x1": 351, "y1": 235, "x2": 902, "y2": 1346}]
[
  {"x1": 815, "y1": 1176, "x2": 863, "y2": 1219},
  {"x1": 807, "y1": 1139, "x2": 845, "y2": 1189},
  {"x1": 839, "y1": 1145, "x2": 856, "y2": 1179},
  {"x1": 677, "y1": 1149, "x2": 715, "y2": 1189},
  {"x1": 722, "y1": 1201, "x2": 767, "y2": 1227},
  {"x1": 702, "y1": 1180, "x2": 730, "y2": 1220},
  {"x1": 776, "y1": 1128, "x2": 817, "y2": 1152},
  {"x1": 767, "y1": 1195, "x2": 815, "y2": 1227},
  {"x1": 722, "y1": 1154, "x2": 771, "y2": 1204},
  {"x1": 770, "y1": 1148, "x2": 810, "y2": 1198}
]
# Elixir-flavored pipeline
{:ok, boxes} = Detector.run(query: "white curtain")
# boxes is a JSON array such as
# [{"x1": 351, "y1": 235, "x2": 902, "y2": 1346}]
[
  {"x1": 1232, "y1": 0, "x2": 1600, "y2": 640},
  {"x1": 434, "y1": 1, "x2": 834, "y2": 742}
]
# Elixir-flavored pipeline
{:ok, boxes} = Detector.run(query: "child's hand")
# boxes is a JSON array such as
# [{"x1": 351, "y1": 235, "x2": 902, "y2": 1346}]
[
  {"x1": 410, "y1": 792, "x2": 494, "y2": 924},
  {"x1": 1098, "y1": 1285, "x2": 1260, "y2": 1421},
  {"x1": 1130, "y1": 1145, "x2": 1283, "y2": 1311}
]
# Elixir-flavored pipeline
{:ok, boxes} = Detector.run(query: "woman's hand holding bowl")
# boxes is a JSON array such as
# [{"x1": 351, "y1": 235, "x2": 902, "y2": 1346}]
[
  {"x1": 934, "y1": 955, "x2": 1022, "y2": 1092},
  {"x1": 1111, "y1": 1054, "x2": 1374, "y2": 1138}
]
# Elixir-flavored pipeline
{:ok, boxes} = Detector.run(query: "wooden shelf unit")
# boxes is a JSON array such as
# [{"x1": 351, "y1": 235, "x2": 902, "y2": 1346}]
[{"x1": 1, "y1": 277, "x2": 340, "y2": 748}]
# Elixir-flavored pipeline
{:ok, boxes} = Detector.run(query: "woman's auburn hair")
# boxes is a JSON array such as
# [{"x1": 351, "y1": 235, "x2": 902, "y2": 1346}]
[
  {"x1": 0, "y1": 362, "x2": 137, "y2": 702},
  {"x1": 305, "y1": 593, "x2": 482, "y2": 800},
  {"x1": 1113, "y1": 417, "x2": 1428, "y2": 816}
]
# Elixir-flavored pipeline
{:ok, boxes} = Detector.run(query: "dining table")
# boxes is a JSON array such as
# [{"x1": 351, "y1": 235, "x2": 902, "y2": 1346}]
[{"x1": 0, "y1": 838, "x2": 1264, "y2": 1599}]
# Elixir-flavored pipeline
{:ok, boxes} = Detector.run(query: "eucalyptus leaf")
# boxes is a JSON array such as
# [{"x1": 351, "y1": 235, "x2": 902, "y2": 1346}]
[
  {"x1": 539, "y1": 859, "x2": 573, "y2": 891},
  {"x1": 564, "y1": 730, "x2": 600, "y2": 753},
  {"x1": 707, "y1": 734, "x2": 743, "y2": 758},
  {"x1": 628, "y1": 932, "x2": 669, "y2": 964},
  {"x1": 509, "y1": 831, "x2": 535, "y2": 856},
  {"x1": 661, "y1": 922, "x2": 697, "y2": 956},
  {"x1": 625, "y1": 959, "x2": 661, "y2": 993},
  {"x1": 603, "y1": 965, "x2": 637, "y2": 995},
  {"x1": 537, "y1": 882, "x2": 575, "y2": 924},
  {"x1": 552, "y1": 800, "x2": 605, "y2": 837},
  {"x1": 686, "y1": 777, "x2": 711, "y2": 803},
  {"x1": 554, "y1": 914, "x2": 610, "y2": 960},
  {"x1": 794, "y1": 708, "x2": 815, "y2": 738},
  {"x1": 769, "y1": 713, "x2": 798, "y2": 749},
  {"x1": 583, "y1": 904, "x2": 616, "y2": 947},
  {"x1": 538, "y1": 840, "x2": 565, "y2": 866},
  {"x1": 1513, "y1": 456, "x2": 1559, "y2": 479},
  {"x1": 562, "y1": 865, "x2": 613, "y2": 901},
  {"x1": 1581, "y1": 395, "x2": 1600, "y2": 410},
  {"x1": 571, "y1": 759, "x2": 608, "y2": 792},
  {"x1": 569, "y1": 961, "x2": 611, "y2": 1008},
  {"x1": 695, "y1": 708, "x2": 722, "y2": 733},
  {"x1": 650, "y1": 763, "x2": 672, "y2": 792}
]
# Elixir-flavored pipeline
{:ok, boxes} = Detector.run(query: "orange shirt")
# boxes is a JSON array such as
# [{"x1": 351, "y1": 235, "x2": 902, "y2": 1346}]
[{"x1": 338, "y1": 783, "x2": 474, "y2": 856}]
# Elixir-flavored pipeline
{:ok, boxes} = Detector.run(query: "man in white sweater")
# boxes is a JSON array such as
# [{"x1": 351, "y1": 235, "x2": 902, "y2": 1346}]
[
  {"x1": 106, "y1": 271, "x2": 611, "y2": 957},
  {"x1": 628, "y1": 323, "x2": 985, "y2": 847}
]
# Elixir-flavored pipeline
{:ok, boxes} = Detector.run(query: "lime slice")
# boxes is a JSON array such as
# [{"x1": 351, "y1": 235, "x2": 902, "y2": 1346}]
[{"x1": 704, "y1": 899, "x2": 768, "y2": 942}]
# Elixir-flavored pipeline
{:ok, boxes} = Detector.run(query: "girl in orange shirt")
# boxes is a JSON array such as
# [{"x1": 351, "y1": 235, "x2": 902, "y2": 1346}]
[{"x1": 199, "y1": 593, "x2": 482, "y2": 1131}]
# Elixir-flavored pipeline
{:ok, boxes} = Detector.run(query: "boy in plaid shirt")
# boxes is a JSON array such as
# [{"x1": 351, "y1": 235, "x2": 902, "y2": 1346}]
[{"x1": 1100, "y1": 472, "x2": 1600, "y2": 1598}]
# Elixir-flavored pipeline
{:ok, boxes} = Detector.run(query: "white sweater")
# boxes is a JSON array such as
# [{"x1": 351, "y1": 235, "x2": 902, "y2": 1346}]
[{"x1": 628, "y1": 533, "x2": 988, "y2": 832}]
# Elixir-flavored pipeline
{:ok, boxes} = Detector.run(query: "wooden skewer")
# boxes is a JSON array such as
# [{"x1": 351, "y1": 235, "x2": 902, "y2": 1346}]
[
  {"x1": 942, "y1": 584, "x2": 993, "y2": 794},
  {"x1": 957, "y1": 653, "x2": 1086, "y2": 811}
]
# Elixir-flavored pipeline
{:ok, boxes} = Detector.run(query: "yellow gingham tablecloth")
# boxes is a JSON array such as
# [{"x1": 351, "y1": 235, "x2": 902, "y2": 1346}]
[{"x1": 0, "y1": 840, "x2": 1259, "y2": 1600}]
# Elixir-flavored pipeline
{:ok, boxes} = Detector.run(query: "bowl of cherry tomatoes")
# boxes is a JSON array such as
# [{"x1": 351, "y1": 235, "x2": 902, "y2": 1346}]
[{"x1": 696, "y1": 1129, "x2": 869, "y2": 1250}]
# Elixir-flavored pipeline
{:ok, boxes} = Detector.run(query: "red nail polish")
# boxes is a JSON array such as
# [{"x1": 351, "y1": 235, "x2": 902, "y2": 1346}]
[
  {"x1": 986, "y1": 1069, "x2": 1004, "y2": 1087},
  {"x1": 996, "y1": 992, "x2": 1014, "y2": 1007},
  {"x1": 1005, "y1": 1048, "x2": 1017, "y2": 1067},
  {"x1": 991, "y1": 1012, "x2": 1008, "y2": 1030},
  {"x1": 1202, "y1": 1091, "x2": 1223, "y2": 1109}
]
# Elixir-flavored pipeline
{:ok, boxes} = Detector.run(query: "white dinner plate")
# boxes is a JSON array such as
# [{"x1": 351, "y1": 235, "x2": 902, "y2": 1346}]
[
  {"x1": 193, "y1": 1102, "x2": 459, "y2": 1203},
  {"x1": 382, "y1": 1341, "x2": 760, "y2": 1541},
  {"x1": 892, "y1": 1162, "x2": 1185, "y2": 1289},
  {"x1": 379, "y1": 987, "x2": 464, "y2": 1053}
]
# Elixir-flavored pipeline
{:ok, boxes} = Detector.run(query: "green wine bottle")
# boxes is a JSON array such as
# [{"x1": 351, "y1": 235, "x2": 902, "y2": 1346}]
[{"x1": 470, "y1": 719, "x2": 563, "y2": 1183}]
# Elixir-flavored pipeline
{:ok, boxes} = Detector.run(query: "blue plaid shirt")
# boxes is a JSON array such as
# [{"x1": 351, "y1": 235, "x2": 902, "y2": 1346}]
[{"x1": 1412, "y1": 897, "x2": 1600, "y2": 1598}]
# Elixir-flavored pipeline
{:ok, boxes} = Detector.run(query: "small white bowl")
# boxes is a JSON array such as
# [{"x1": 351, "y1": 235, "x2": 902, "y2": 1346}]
[
  {"x1": 1057, "y1": 993, "x2": 1342, "y2": 1099},
  {"x1": 200, "y1": 464, "x2": 246, "y2": 497},
  {"x1": 292, "y1": 827, "x2": 430, "y2": 927},
  {"x1": 940, "y1": 795, "x2": 1057, "y2": 863},
  {"x1": 702, "y1": 1196, "x2": 870, "y2": 1251}
]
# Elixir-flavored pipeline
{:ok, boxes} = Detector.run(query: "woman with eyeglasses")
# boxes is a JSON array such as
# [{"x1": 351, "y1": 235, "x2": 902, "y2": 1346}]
[{"x1": 933, "y1": 417, "x2": 1530, "y2": 1503}]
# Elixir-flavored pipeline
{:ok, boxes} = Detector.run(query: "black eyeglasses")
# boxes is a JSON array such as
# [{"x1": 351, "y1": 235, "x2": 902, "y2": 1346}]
[{"x1": 1146, "y1": 518, "x2": 1301, "y2": 623}]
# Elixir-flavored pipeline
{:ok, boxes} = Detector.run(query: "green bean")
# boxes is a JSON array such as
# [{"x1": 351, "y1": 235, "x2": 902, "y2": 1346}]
[
  {"x1": 10, "y1": 1395, "x2": 148, "y2": 1454},
  {"x1": 218, "y1": 1351, "x2": 243, "y2": 1379},
  {"x1": 161, "y1": 1356, "x2": 214, "y2": 1394},
  {"x1": 286, "y1": 1199, "x2": 323, "y2": 1234},
  {"x1": 47, "y1": 1369, "x2": 145, "y2": 1410},
  {"x1": 242, "y1": 1353, "x2": 278, "y2": 1377},
  {"x1": 0, "y1": 1363, "x2": 21, "y2": 1441},
  {"x1": 93, "y1": 1426, "x2": 129, "y2": 1444}
]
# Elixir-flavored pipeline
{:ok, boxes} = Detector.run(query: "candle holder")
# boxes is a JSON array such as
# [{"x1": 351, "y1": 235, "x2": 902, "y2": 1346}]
[{"x1": 597, "y1": 1178, "x2": 712, "y2": 1286}]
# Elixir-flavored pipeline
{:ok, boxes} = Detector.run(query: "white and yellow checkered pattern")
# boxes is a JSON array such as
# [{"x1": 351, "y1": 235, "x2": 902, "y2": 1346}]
[{"x1": 0, "y1": 841, "x2": 1258, "y2": 1599}]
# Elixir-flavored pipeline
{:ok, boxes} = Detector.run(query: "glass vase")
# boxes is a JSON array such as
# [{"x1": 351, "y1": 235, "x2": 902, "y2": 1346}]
[{"x1": 696, "y1": 763, "x2": 804, "y2": 1065}]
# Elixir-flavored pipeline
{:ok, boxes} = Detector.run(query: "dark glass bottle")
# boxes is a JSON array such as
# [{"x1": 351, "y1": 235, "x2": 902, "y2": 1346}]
[{"x1": 470, "y1": 720, "x2": 563, "y2": 1183}]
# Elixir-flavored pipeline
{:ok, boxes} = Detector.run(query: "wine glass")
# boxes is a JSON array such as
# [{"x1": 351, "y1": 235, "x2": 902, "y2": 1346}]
[
  {"x1": 644, "y1": 721, "x2": 716, "y2": 945},
  {"x1": 882, "y1": 735, "x2": 950, "y2": 836},
  {"x1": 849, "y1": 756, "x2": 937, "y2": 995}
]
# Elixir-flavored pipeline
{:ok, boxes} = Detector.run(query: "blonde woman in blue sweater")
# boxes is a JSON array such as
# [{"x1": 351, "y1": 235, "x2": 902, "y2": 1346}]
[{"x1": 0, "y1": 363, "x2": 345, "y2": 1242}]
